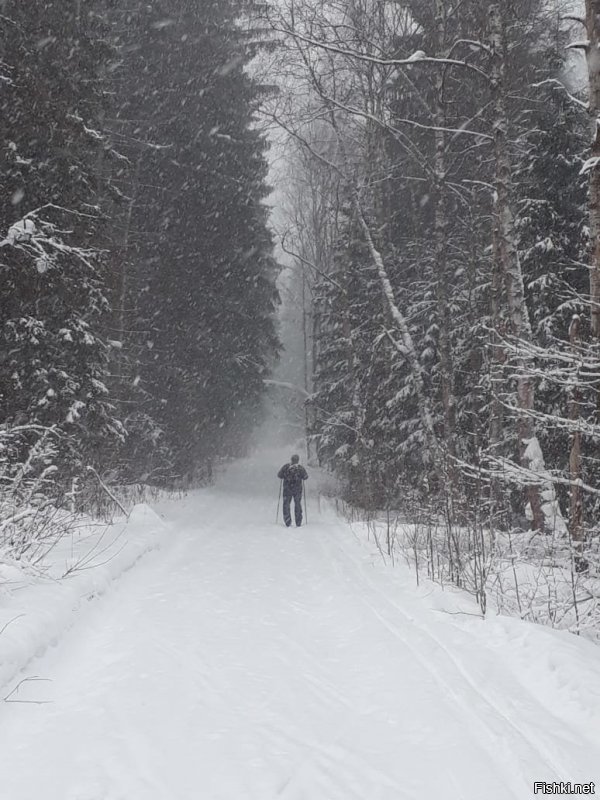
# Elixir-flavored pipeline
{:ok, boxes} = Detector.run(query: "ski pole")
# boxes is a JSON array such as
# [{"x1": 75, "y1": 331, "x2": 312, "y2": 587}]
[
  {"x1": 276, "y1": 479, "x2": 282, "y2": 524},
  {"x1": 304, "y1": 480, "x2": 308, "y2": 525}
]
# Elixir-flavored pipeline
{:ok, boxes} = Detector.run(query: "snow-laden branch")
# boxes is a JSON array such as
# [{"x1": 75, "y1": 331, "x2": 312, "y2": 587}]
[
  {"x1": 263, "y1": 379, "x2": 311, "y2": 399},
  {"x1": 280, "y1": 233, "x2": 346, "y2": 294},
  {"x1": 269, "y1": 24, "x2": 491, "y2": 82},
  {"x1": 531, "y1": 79, "x2": 588, "y2": 110},
  {"x1": 68, "y1": 113, "x2": 132, "y2": 165},
  {"x1": 566, "y1": 40, "x2": 590, "y2": 51},
  {"x1": 456, "y1": 453, "x2": 600, "y2": 500},
  {"x1": 561, "y1": 14, "x2": 586, "y2": 27},
  {"x1": 487, "y1": 327, "x2": 600, "y2": 372},
  {"x1": 317, "y1": 88, "x2": 493, "y2": 143},
  {"x1": 492, "y1": 398, "x2": 600, "y2": 440},
  {"x1": 0, "y1": 208, "x2": 103, "y2": 275}
]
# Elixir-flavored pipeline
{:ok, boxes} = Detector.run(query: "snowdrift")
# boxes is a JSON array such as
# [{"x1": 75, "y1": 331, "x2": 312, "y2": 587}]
[{"x1": 0, "y1": 503, "x2": 166, "y2": 693}]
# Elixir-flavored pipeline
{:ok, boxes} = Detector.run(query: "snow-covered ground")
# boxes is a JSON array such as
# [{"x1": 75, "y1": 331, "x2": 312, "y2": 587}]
[
  {"x1": 0, "y1": 503, "x2": 166, "y2": 692},
  {"x1": 1, "y1": 449, "x2": 599, "y2": 800}
]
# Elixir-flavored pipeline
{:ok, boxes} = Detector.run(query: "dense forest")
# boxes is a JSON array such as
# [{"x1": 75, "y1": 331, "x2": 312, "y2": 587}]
[
  {"x1": 264, "y1": 0, "x2": 600, "y2": 620},
  {"x1": 0, "y1": 0, "x2": 279, "y2": 547}
]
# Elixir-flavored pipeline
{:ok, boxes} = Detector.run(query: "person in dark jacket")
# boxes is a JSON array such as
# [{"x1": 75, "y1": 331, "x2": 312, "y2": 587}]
[{"x1": 277, "y1": 454, "x2": 308, "y2": 527}]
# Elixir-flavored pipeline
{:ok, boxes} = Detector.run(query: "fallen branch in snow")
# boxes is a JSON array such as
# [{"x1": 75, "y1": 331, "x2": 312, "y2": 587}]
[
  {"x1": 0, "y1": 614, "x2": 25, "y2": 638},
  {"x1": 3, "y1": 676, "x2": 52, "y2": 705},
  {"x1": 433, "y1": 608, "x2": 485, "y2": 619}
]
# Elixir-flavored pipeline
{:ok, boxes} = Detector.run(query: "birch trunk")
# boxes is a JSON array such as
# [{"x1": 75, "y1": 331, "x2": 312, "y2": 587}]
[
  {"x1": 585, "y1": 0, "x2": 600, "y2": 338},
  {"x1": 340, "y1": 261, "x2": 368, "y2": 503},
  {"x1": 114, "y1": 155, "x2": 141, "y2": 382},
  {"x1": 489, "y1": 217, "x2": 506, "y2": 525},
  {"x1": 434, "y1": 0, "x2": 457, "y2": 483},
  {"x1": 329, "y1": 134, "x2": 441, "y2": 475},
  {"x1": 352, "y1": 196, "x2": 440, "y2": 466},
  {"x1": 489, "y1": 3, "x2": 547, "y2": 533},
  {"x1": 568, "y1": 315, "x2": 586, "y2": 570}
]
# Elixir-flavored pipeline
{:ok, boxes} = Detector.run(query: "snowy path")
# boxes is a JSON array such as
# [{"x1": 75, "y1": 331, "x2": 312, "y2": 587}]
[{"x1": 1, "y1": 452, "x2": 599, "y2": 800}]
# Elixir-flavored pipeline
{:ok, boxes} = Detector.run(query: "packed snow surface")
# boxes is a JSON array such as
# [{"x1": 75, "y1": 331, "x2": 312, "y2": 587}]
[{"x1": 1, "y1": 450, "x2": 599, "y2": 800}]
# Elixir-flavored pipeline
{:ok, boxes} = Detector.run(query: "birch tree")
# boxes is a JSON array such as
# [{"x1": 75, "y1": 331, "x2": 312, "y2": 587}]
[{"x1": 583, "y1": 1, "x2": 600, "y2": 337}]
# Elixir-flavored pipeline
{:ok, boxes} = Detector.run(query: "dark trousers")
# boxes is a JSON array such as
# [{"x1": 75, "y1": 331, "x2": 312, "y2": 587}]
[{"x1": 283, "y1": 488, "x2": 303, "y2": 527}]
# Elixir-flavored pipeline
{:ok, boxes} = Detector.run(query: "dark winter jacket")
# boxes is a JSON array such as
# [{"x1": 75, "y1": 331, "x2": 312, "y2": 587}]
[{"x1": 278, "y1": 463, "x2": 308, "y2": 493}]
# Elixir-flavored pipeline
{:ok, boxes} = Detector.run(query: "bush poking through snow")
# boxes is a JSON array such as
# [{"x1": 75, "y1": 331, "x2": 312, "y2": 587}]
[{"x1": 338, "y1": 497, "x2": 600, "y2": 642}]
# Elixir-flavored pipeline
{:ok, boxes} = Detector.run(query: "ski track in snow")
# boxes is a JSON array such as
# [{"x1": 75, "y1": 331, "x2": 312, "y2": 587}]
[{"x1": 0, "y1": 449, "x2": 599, "y2": 800}]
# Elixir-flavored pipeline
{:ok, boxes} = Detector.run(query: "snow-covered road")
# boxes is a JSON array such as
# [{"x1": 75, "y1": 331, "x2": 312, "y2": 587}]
[{"x1": 1, "y1": 451, "x2": 599, "y2": 800}]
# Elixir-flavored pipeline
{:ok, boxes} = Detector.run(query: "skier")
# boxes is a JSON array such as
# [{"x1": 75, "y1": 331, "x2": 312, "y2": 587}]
[{"x1": 277, "y1": 454, "x2": 308, "y2": 527}]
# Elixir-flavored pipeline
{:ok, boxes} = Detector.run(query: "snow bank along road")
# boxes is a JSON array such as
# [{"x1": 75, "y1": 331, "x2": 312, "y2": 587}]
[{"x1": 1, "y1": 451, "x2": 599, "y2": 800}]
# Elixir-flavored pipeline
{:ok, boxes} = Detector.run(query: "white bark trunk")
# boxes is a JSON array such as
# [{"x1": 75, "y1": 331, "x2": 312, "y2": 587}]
[
  {"x1": 585, "y1": 1, "x2": 600, "y2": 337},
  {"x1": 568, "y1": 315, "x2": 587, "y2": 570},
  {"x1": 352, "y1": 197, "x2": 440, "y2": 464},
  {"x1": 434, "y1": 0, "x2": 457, "y2": 477},
  {"x1": 489, "y1": 3, "x2": 562, "y2": 533}
]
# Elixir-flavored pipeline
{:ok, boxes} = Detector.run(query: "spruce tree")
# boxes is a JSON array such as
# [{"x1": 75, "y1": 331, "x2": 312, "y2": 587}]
[
  {"x1": 110, "y1": 0, "x2": 279, "y2": 485},
  {"x1": 0, "y1": 2, "x2": 121, "y2": 481}
]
